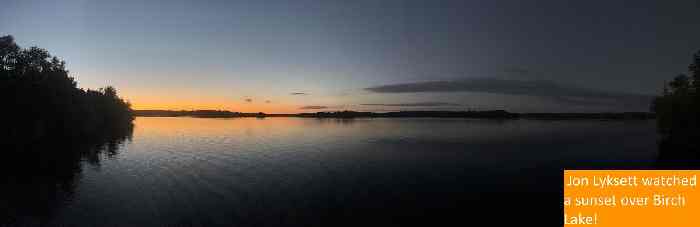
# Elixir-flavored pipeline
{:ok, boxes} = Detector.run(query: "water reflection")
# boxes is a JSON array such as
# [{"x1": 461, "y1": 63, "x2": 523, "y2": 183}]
[
  {"x1": 1, "y1": 118, "x2": 663, "y2": 226},
  {"x1": 0, "y1": 125, "x2": 133, "y2": 225},
  {"x1": 312, "y1": 117, "x2": 356, "y2": 125},
  {"x1": 656, "y1": 136, "x2": 700, "y2": 168}
]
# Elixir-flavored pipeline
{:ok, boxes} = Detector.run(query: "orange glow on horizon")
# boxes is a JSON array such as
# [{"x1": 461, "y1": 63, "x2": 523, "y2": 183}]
[
  {"x1": 131, "y1": 101, "x2": 301, "y2": 114},
  {"x1": 121, "y1": 89, "x2": 342, "y2": 114}
]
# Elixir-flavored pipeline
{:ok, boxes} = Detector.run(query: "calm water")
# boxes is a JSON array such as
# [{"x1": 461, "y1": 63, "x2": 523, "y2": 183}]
[{"x1": 6, "y1": 117, "x2": 658, "y2": 226}]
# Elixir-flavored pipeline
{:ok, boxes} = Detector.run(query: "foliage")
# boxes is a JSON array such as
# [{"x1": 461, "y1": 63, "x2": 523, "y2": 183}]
[
  {"x1": 653, "y1": 50, "x2": 700, "y2": 156},
  {"x1": 0, "y1": 35, "x2": 133, "y2": 145}
]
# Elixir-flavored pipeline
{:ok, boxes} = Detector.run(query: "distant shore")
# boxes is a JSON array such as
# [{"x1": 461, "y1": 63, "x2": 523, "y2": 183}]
[{"x1": 133, "y1": 110, "x2": 655, "y2": 120}]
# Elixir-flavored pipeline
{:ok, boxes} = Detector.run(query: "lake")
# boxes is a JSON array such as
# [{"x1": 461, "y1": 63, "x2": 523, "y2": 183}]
[{"x1": 3, "y1": 117, "x2": 659, "y2": 226}]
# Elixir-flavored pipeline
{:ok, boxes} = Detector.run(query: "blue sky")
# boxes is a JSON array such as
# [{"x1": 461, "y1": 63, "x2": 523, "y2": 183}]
[{"x1": 3, "y1": 0, "x2": 699, "y2": 112}]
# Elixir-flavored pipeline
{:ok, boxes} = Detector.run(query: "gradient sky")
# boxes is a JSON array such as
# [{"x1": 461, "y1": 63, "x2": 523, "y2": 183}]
[{"x1": 3, "y1": 0, "x2": 700, "y2": 113}]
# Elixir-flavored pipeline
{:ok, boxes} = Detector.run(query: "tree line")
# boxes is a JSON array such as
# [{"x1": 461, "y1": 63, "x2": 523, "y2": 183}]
[
  {"x1": 653, "y1": 50, "x2": 700, "y2": 159},
  {"x1": 0, "y1": 35, "x2": 133, "y2": 146}
]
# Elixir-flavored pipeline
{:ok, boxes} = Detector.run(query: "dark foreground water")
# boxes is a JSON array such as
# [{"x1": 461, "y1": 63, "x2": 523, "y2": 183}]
[{"x1": 2, "y1": 117, "x2": 659, "y2": 226}]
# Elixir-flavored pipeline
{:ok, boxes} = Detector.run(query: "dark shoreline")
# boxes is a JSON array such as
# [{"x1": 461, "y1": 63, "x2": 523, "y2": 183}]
[{"x1": 133, "y1": 110, "x2": 655, "y2": 120}]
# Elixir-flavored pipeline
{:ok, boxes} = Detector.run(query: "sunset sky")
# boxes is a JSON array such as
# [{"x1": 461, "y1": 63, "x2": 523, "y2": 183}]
[{"x1": 3, "y1": 0, "x2": 700, "y2": 113}]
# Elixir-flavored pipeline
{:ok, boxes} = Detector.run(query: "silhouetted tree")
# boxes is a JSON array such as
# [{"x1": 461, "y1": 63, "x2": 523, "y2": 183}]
[
  {"x1": 653, "y1": 50, "x2": 700, "y2": 160},
  {"x1": 0, "y1": 35, "x2": 133, "y2": 146}
]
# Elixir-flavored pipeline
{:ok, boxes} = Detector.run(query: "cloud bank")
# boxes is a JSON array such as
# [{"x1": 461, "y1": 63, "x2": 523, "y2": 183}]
[
  {"x1": 503, "y1": 67, "x2": 530, "y2": 75},
  {"x1": 360, "y1": 102, "x2": 459, "y2": 107},
  {"x1": 300, "y1": 105, "x2": 328, "y2": 110},
  {"x1": 364, "y1": 78, "x2": 653, "y2": 107}
]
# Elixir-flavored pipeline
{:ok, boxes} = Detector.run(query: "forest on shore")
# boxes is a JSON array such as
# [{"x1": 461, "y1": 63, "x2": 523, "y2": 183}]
[
  {"x1": 654, "y1": 50, "x2": 700, "y2": 161},
  {"x1": 1, "y1": 35, "x2": 133, "y2": 147},
  {"x1": 133, "y1": 109, "x2": 654, "y2": 119}
]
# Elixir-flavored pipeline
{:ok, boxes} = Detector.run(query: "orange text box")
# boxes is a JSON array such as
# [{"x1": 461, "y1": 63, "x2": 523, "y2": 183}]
[{"x1": 564, "y1": 170, "x2": 698, "y2": 226}]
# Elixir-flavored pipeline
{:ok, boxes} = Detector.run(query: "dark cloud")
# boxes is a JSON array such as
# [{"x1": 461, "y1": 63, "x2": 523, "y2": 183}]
[
  {"x1": 361, "y1": 102, "x2": 460, "y2": 107},
  {"x1": 300, "y1": 105, "x2": 328, "y2": 110},
  {"x1": 364, "y1": 78, "x2": 654, "y2": 107},
  {"x1": 265, "y1": 100, "x2": 271, "y2": 103},
  {"x1": 290, "y1": 92, "x2": 308, "y2": 95},
  {"x1": 244, "y1": 98, "x2": 252, "y2": 103},
  {"x1": 503, "y1": 67, "x2": 530, "y2": 75}
]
